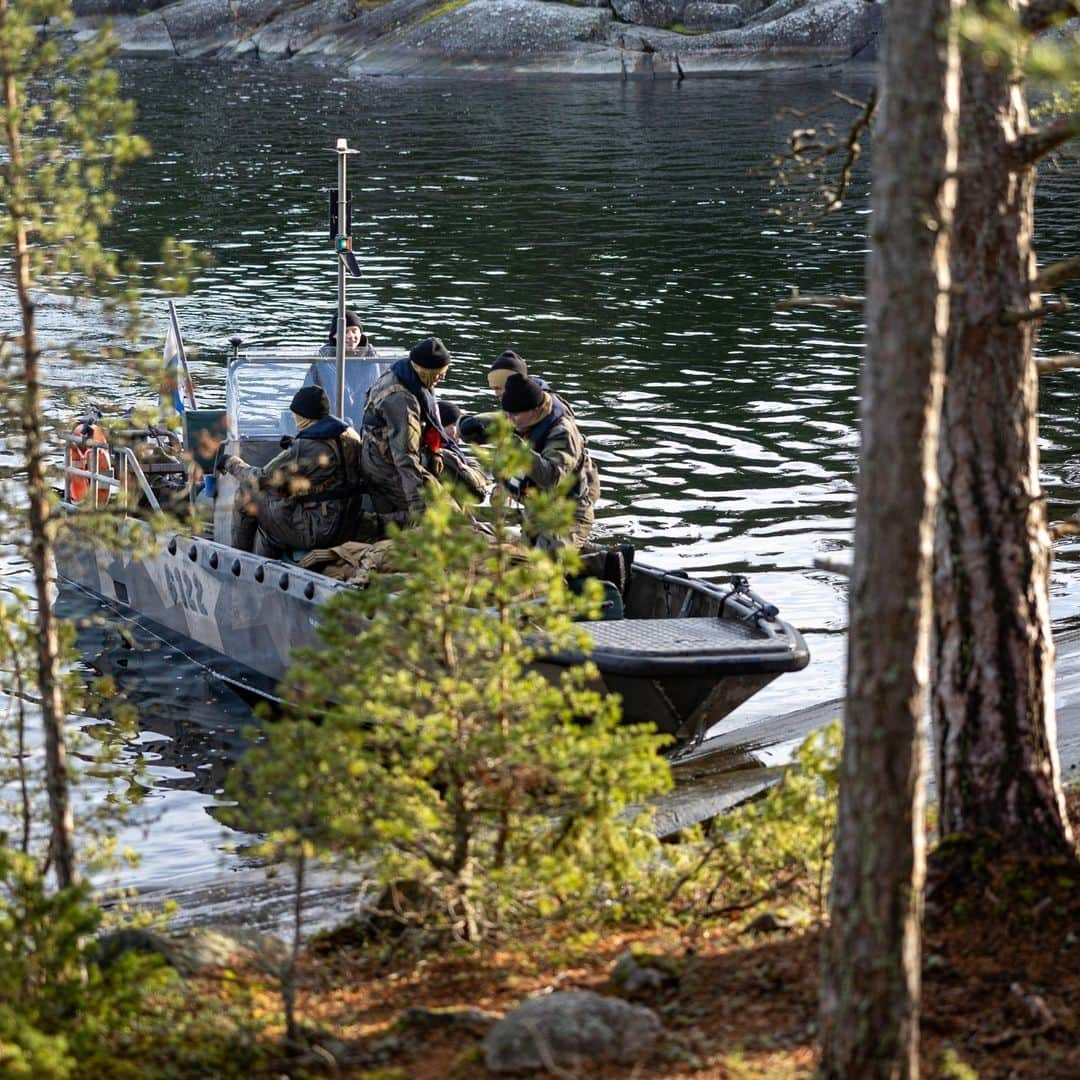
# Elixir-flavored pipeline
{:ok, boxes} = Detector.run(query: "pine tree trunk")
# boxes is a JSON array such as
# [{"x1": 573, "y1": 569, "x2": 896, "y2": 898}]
[
  {"x1": 818, "y1": 0, "x2": 959, "y2": 1075},
  {"x1": 4, "y1": 45, "x2": 79, "y2": 889},
  {"x1": 932, "y1": 0, "x2": 1074, "y2": 859}
]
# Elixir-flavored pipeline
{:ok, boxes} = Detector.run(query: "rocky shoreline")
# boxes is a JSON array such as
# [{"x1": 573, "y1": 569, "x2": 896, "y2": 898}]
[{"x1": 71, "y1": 0, "x2": 884, "y2": 78}]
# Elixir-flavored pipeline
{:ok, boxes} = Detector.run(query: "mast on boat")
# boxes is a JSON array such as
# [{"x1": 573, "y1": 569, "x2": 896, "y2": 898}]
[{"x1": 333, "y1": 137, "x2": 360, "y2": 419}]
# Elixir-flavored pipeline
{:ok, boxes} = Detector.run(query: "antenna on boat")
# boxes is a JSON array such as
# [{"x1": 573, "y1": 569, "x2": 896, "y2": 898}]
[{"x1": 332, "y1": 136, "x2": 360, "y2": 419}]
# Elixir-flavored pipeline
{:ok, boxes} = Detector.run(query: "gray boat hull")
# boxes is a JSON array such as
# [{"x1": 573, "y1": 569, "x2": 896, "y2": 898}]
[{"x1": 56, "y1": 527, "x2": 809, "y2": 743}]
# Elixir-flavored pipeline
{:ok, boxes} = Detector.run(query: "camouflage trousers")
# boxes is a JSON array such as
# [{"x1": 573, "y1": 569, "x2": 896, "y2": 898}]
[
  {"x1": 232, "y1": 486, "x2": 358, "y2": 558},
  {"x1": 527, "y1": 504, "x2": 595, "y2": 553}
]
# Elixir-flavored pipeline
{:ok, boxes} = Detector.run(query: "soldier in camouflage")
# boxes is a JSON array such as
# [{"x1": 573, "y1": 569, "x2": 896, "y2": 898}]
[
  {"x1": 361, "y1": 337, "x2": 473, "y2": 520},
  {"x1": 485, "y1": 372, "x2": 600, "y2": 551},
  {"x1": 458, "y1": 349, "x2": 574, "y2": 445},
  {"x1": 224, "y1": 385, "x2": 364, "y2": 558},
  {"x1": 436, "y1": 400, "x2": 489, "y2": 502}
]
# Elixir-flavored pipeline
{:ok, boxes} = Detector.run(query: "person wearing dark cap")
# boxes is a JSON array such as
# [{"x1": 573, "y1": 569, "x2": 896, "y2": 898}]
[
  {"x1": 307, "y1": 309, "x2": 386, "y2": 432},
  {"x1": 459, "y1": 349, "x2": 568, "y2": 445},
  {"x1": 318, "y1": 309, "x2": 377, "y2": 358},
  {"x1": 435, "y1": 400, "x2": 489, "y2": 502},
  {"x1": 496, "y1": 373, "x2": 601, "y2": 551},
  {"x1": 486, "y1": 350, "x2": 528, "y2": 398},
  {"x1": 223, "y1": 385, "x2": 364, "y2": 557},
  {"x1": 361, "y1": 337, "x2": 459, "y2": 520},
  {"x1": 437, "y1": 400, "x2": 464, "y2": 443}
]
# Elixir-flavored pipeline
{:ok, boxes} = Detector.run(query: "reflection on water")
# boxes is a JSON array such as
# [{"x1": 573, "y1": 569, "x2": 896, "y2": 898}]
[
  {"x1": 55, "y1": 588, "x2": 258, "y2": 890},
  {"x1": 2, "y1": 60, "x2": 1078, "y2": 885}
]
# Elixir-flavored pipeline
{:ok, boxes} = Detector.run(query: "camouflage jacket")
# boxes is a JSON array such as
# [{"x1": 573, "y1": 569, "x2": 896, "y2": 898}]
[
  {"x1": 439, "y1": 445, "x2": 489, "y2": 502},
  {"x1": 515, "y1": 399, "x2": 600, "y2": 549},
  {"x1": 360, "y1": 365, "x2": 440, "y2": 516},
  {"x1": 226, "y1": 417, "x2": 364, "y2": 549}
]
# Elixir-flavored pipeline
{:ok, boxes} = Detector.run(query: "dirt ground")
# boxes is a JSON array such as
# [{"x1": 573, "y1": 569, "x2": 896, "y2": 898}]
[{"x1": 227, "y1": 790, "x2": 1080, "y2": 1079}]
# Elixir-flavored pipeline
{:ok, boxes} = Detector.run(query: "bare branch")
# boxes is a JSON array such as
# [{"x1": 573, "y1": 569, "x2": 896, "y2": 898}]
[
  {"x1": 702, "y1": 870, "x2": 804, "y2": 918},
  {"x1": 1001, "y1": 297, "x2": 1071, "y2": 324},
  {"x1": 826, "y1": 88, "x2": 878, "y2": 213},
  {"x1": 766, "y1": 90, "x2": 878, "y2": 221},
  {"x1": 775, "y1": 90, "x2": 875, "y2": 123},
  {"x1": 1050, "y1": 512, "x2": 1080, "y2": 541},
  {"x1": 1036, "y1": 257, "x2": 1080, "y2": 293},
  {"x1": 814, "y1": 553, "x2": 853, "y2": 576},
  {"x1": 1007, "y1": 117, "x2": 1080, "y2": 168},
  {"x1": 1036, "y1": 353, "x2": 1080, "y2": 374},
  {"x1": 1021, "y1": 0, "x2": 1080, "y2": 33},
  {"x1": 776, "y1": 290, "x2": 864, "y2": 312}
]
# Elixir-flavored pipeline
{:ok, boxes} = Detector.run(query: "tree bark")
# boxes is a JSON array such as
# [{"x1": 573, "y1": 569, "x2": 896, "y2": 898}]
[
  {"x1": 2, "y1": 3, "x2": 79, "y2": 888},
  {"x1": 818, "y1": 1, "x2": 959, "y2": 1076},
  {"x1": 932, "y1": 0, "x2": 1074, "y2": 859}
]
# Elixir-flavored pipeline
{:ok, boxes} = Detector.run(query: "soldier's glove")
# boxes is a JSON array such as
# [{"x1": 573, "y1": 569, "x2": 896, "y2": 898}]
[
  {"x1": 458, "y1": 414, "x2": 488, "y2": 444},
  {"x1": 505, "y1": 476, "x2": 530, "y2": 500},
  {"x1": 279, "y1": 435, "x2": 294, "y2": 450},
  {"x1": 429, "y1": 450, "x2": 444, "y2": 477}
]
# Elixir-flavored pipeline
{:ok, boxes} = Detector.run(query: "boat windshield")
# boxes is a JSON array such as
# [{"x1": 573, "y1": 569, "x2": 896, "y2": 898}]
[{"x1": 227, "y1": 352, "x2": 394, "y2": 437}]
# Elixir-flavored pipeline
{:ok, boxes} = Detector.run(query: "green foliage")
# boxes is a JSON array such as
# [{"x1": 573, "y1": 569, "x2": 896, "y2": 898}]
[
  {"x1": 0, "y1": 2, "x2": 210, "y2": 1072},
  {"x1": 665, "y1": 721, "x2": 842, "y2": 922},
  {"x1": 0, "y1": 847, "x2": 172, "y2": 1078},
  {"x1": 225, "y1": 426, "x2": 673, "y2": 941},
  {"x1": 80, "y1": 981, "x2": 271, "y2": 1080},
  {"x1": 957, "y1": 2, "x2": 1080, "y2": 86},
  {"x1": 1033, "y1": 81, "x2": 1080, "y2": 129},
  {"x1": 0, "y1": 0, "x2": 210, "y2": 484},
  {"x1": 936, "y1": 1046, "x2": 978, "y2": 1080},
  {"x1": 0, "y1": 0, "x2": 207, "y2": 864}
]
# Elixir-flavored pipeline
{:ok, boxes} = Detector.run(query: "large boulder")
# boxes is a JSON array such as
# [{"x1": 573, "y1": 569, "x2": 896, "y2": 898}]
[
  {"x1": 158, "y1": 0, "x2": 236, "y2": 56},
  {"x1": 732, "y1": 0, "x2": 882, "y2": 49},
  {"x1": 105, "y1": 12, "x2": 176, "y2": 55},
  {"x1": 97, "y1": 924, "x2": 288, "y2": 978},
  {"x1": 298, "y1": 0, "x2": 469, "y2": 61},
  {"x1": 107, "y1": 0, "x2": 884, "y2": 73},
  {"x1": 243, "y1": 0, "x2": 355, "y2": 59},
  {"x1": 609, "y1": 0, "x2": 681, "y2": 28},
  {"x1": 746, "y1": 0, "x2": 808, "y2": 26},
  {"x1": 483, "y1": 990, "x2": 662, "y2": 1073},
  {"x1": 681, "y1": 2, "x2": 744, "y2": 31},
  {"x1": 329, "y1": 0, "x2": 617, "y2": 76}
]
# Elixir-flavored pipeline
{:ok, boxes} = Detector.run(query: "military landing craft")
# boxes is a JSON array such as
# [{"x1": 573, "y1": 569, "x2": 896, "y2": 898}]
[
  {"x1": 56, "y1": 341, "x2": 809, "y2": 753},
  {"x1": 55, "y1": 139, "x2": 809, "y2": 757}
]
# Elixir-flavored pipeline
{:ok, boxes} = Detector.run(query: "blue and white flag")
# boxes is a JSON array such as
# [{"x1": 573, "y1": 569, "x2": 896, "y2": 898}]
[{"x1": 160, "y1": 302, "x2": 196, "y2": 415}]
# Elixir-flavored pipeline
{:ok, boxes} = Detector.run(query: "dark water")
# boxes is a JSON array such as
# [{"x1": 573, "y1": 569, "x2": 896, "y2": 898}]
[{"x1": 7, "y1": 59, "x2": 1080, "y2": 888}]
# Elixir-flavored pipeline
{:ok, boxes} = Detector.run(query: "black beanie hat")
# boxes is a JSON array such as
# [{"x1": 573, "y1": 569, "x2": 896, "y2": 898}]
[
  {"x1": 489, "y1": 350, "x2": 528, "y2": 376},
  {"x1": 290, "y1": 385, "x2": 331, "y2": 420},
  {"x1": 327, "y1": 309, "x2": 363, "y2": 343},
  {"x1": 437, "y1": 400, "x2": 462, "y2": 427},
  {"x1": 409, "y1": 337, "x2": 451, "y2": 370},
  {"x1": 501, "y1": 373, "x2": 546, "y2": 414}
]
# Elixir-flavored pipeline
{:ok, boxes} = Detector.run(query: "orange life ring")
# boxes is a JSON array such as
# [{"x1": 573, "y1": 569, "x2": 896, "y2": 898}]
[{"x1": 69, "y1": 421, "x2": 112, "y2": 506}]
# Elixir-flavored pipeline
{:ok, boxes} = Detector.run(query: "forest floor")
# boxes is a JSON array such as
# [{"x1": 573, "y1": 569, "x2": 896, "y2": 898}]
[{"x1": 191, "y1": 789, "x2": 1080, "y2": 1079}]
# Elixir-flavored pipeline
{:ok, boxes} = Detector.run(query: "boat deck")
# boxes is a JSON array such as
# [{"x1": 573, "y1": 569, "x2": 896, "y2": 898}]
[{"x1": 584, "y1": 616, "x2": 766, "y2": 656}]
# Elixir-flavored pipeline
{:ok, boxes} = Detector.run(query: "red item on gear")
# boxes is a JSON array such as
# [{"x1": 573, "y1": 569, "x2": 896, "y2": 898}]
[{"x1": 423, "y1": 426, "x2": 442, "y2": 454}]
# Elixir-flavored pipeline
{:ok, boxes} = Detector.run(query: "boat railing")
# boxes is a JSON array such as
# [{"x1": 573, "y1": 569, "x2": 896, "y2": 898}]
[
  {"x1": 652, "y1": 568, "x2": 783, "y2": 639},
  {"x1": 61, "y1": 432, "x2": 179, "y2": 513}
]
